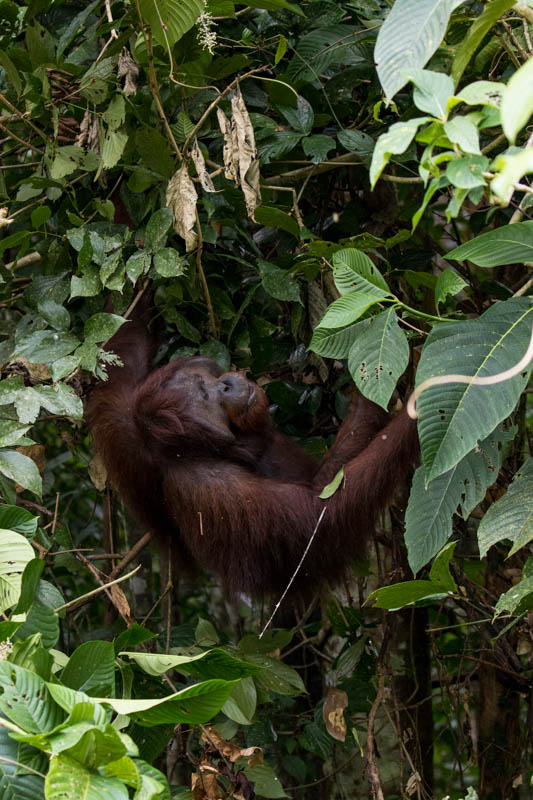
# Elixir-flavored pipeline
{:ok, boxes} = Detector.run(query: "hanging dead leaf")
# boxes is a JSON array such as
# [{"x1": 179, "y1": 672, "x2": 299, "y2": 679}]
[
  {"x1": 117, "y1": 48, "x2": 139, "y2": 96},
  {"x1": 191, "y1": 140, "x2": 216, "y2": 192},
  {"x1": 217, "y1": 107, "x2": 238, "y2": 183},
  {"x1": 201, "y1": 726, "x2": 264, "y2": 765},
  {"x1": 231, "y1": 87, "x2": 261, "y2": 220},
  {"x1": 166, "y1": 163, "x2": 198, "y2": 251},
  {"x1": 322, "y1": 687, "x2": 348, "y2": 742},
  {"x1": 109, "y1": 582, "x2": 132, "y2": 620},
  {"x1": 88, "y1": 453, "x2": 107, "y2": 491},
  {"x1": 192, "y1": 771, "x2": 220, "y2": 800}
]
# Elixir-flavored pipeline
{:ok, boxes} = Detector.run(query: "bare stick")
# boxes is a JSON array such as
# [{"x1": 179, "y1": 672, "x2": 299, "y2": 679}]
[{"x1": 259, "y1": 506, "x2": 327, "y2": 638}]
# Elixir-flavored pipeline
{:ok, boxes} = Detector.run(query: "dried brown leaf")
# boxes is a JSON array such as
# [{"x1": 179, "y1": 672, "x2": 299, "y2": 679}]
[
  {"x1": 217, "y1": 107, "x2": 238, "y2": 183},
  {"x1": 231, "y1": 87, "x2": 261, "y2": 220},
  {"x1": 322, "y1": 687, "x2": 348, "y2": 742},
  {"x1": 117, "y1": 48, "x2": 139, "y2": 96},
  {"x1": 191, "y1": 140, "x2": 216, "y2": 192},
  {"x1": 166, "y1": 163, "x2": 198, "y2": 251}
]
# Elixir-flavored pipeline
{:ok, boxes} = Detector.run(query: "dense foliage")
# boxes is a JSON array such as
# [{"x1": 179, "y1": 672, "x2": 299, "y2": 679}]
[{"x1": 1, "y1": 0, "x2": 533, "y2": 797}]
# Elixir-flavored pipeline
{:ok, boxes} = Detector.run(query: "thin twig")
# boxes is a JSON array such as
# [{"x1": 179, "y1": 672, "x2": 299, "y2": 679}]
[
  {"x1": 56, "y1": 564, "x2": 141, "y2": 613},
  {"x1": 259, "y1": 506, "x2": 327, "y2": 638}
]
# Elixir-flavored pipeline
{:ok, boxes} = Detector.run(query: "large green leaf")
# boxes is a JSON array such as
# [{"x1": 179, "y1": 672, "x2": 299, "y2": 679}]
[
  {"x1": 309, "y1": 321, "x2": 365, "y2": 359},
  {"x1": 478, "y1": 457, "x2": 533, "y2": 557},
  {"x1": 316, "y1": 292, "x2": 385, "y2": 329},
  {"x1": 501, "y1": 41, "x2": 533, "y2": 143},
  {"x1": 332, "y1": 249, "x2": 390, "y2": 296},
  {"x1": 138, "y1": 0, "x2": 203, "y2": 48},
  {"x1": 0, "y1": 722, "x2": 45, "y2": 800},
  {"x1": 0, "y1": 530, "x2": 35, "y2": 614},
  {"x1": 45, "y1": 754, "x2": 128, "y2": 800},
  {"x1": 0, "y1": 663, "x2": 64, "y2": 733},
  {"x1": 347, "y1": 308, "x2": 409, "y2": 410},
  {"x1": 122, "y1": 648, "x2": 263, "y2": 680},
  {"x1": 370, "y1": 117, "x2": 429, "y2": 187},
  {"x1": 61, "y1": 641, "x2": 115, "y2": 696},
  {"x1": 447, "y1": 221, "x2": 533, "y2": 266},
  {"x1": 405, "y1": 424, "x2": 511, "y2": 573},
  {"x1": 451, "y1": 0, "x2": 516, "y2": 86},
  {"x1": 374, "y1": 0, "x2": 463, "y2": 100},
  {"x1": 416, "y1": 298, "x2": 533, "y2": 482},
  {"x1": 0, "y1": 451, "x2": 42, "y2": 498},
  {"x1": 94, "y1": 679, "x2": 237, "y2": 726}
]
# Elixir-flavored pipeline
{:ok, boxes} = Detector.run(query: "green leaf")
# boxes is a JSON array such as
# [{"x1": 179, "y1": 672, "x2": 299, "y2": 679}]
[
  {"x1": 122, "y1": 648, "x2": 262, "y2": 680},
  {"x1": 85, "y1": 313, "x2": 125, "y2": 344},
  {"x1": 255, "y1": 206, "x2": 300, "y2": 237},
  {"x1": 153, "y1": 248, "x2": 187, "y2": 277},
  {"x1": 101, "y1": 129, "x2": 128, "y2": 170},
  {"x1": 95, "y1": 679, "x2": 238, "y2": 726},
  {"x1": 405, "y1": 424, "x2": 509, "y2": 572},
  {"x1": 278, "y1": 96, "x2": 314, "y2": 134},
  {"x1": 138, "y1": 0, "x2": 204, "y2": 48},
  {"x1": 0, "y1": 420, "x2": 33, "y2": 448},
  {"x1": 71, "y1": 267, "x2": 102, "y2": 298},
  {"x1": 445, "y1": 155, "x2": 488, "y2": 189},
  {"x1": 405, "y1": 68, "x2": 454, "y2": 119},
  {"x1": 45, "y1": 754, "x2": 128, "y2": 800},
  {"x1": 275, "y1": 34, "x2": 287, "y2": 65},
  {"x1": 38, "y1": 299, "x2": 70, "y2": 331},
  {"x1": 13, "y1": 558, "x2": 44, "y2": 614},
  {"x1": 249, "y1": 655, "x2": 305, "y2": 696},
  {"x1": 317, "y1": 292, "x2": 385, "y2": 329},
  {"x1": 257, "y1": 132, "x2": 303, "y2": 163},
  {"x1": 145, "y1": 208, "x2": 173, "y2": 252},
  {"x1": 239, "y1": 762, "x2": 288, "y2": 798},
  {"x1": 428, "y1": 541, "x2": 457, "y2": 591},
  {"x1": 416, "y1": 298, "x2": 533, "y2": 482},
  {"x1": 452, "y1": 0, "x2": 517, "y2": 87},
  {"x1": 0, "y1": 662, "x2": 63, "y2": 733},
  {"x1": 367, "y1": 580, "x2": 450, "y2": 610},
  {"x1": 332, "y1": 249, "x2": 390, "y2": 296},
  {"x1": 0, "y1": 504, "x2": 38, "y2": 536},
  {"x1": 454, "y1": 80, "x2": 505, "y2": 108},
  {"x1": 302, "y1": 134, "x2": 335, "y2": 164},
  {"x1": 347, "y1": 308, "x2": 409, "y2": 409},
  {"x1": 434, "y1": 268, "x2": 467, "y2": 308},
  {"x1": 258, "y1": 261, "x2": 301, "y2": 303},
  {"x1": 126, "y1": 251, "x2": 152, "y2": 283},
  {"x1": 61, "y1": 641, "x2": 115, "y2": 696},
  {"x1": 247, "y1": 0, "x2": 303, "y2": 13},
  {"x1": 13, "y1": 330, "x2": 79, "y2": 364},
  {"x1": 319, "y1": 467, "x2": 344, "y2": 499},
  {"x1": 0, "y1": 451, "x2": 42, "y2": 498},
  {"x1": 0, "y1": 720, "x2": 44, "y2": 798},
  {"x1": 447, "y1": 221, "x2": 533, "y2": 266},
  {"x1": 444, "y1": 117, "x2": 481, "y2": 155},
  {"x1": 0, "y1": 530, "x2": 35, "y2": 613},
  {"x1": 494, "y1": 573, "x2": 533, "y2": 616},
  {"x1": 222, "y1": 676, "x2": 257, "y2": 724},
  {"x1": 375, "y1": 0, "x2": 463, "y2": 100},
  {"x1": 370, "y1": 118, "x2": 429, "y2": 187},
  {"x1": 31, "y1": 205, "x2": 51, "y2": 228},
  {"x1": 309, "y1": 322, "x2": 363, "y2": 359},
  {"x1": 491, "y1": 147, "x2": 533, "y2": 203},
  {"x1": 478, "y1": 457, "x2": 533, "y2": 558},
  {"x1": 337, "y1": 129, "x2": 375, "y2": 160}
]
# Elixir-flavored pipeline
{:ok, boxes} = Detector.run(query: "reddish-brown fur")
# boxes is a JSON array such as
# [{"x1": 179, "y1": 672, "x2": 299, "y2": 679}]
[{"x1": 86, "y1": 310, "x2": 418, "y2": 597}]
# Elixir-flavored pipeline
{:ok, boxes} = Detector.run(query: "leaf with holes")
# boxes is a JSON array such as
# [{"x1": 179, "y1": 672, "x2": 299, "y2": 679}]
[
  {"x1": 416, "y1": 297, "x2": 533, "y2": 482},
  {"x1": 347, "y1": 309, "x2": 409, "y2": 409}
]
